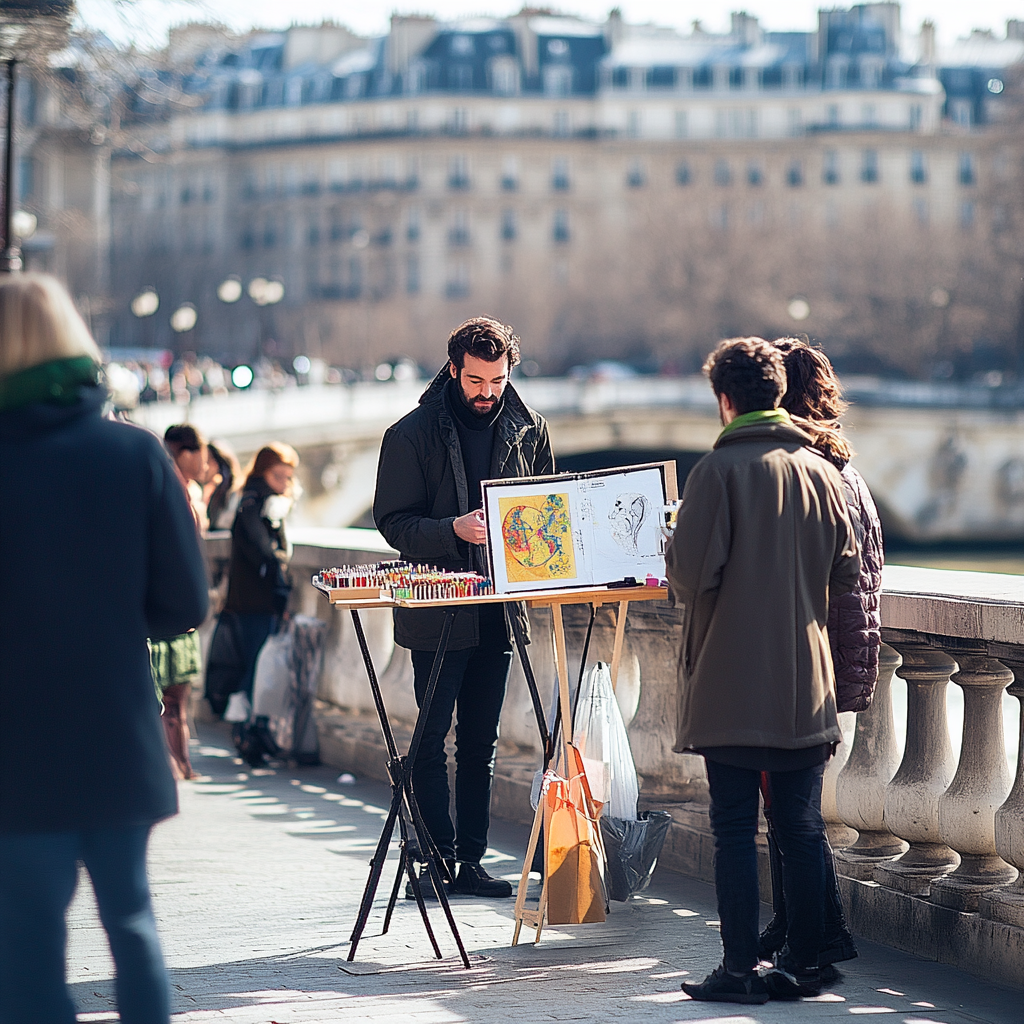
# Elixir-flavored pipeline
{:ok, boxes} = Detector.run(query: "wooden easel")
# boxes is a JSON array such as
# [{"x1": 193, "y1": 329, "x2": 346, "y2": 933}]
[{"x1": 511, "y1": 587, "x2": 666, "y2": 945}]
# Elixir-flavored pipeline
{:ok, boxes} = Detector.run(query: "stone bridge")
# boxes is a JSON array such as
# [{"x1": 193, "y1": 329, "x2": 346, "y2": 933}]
[
  {"x1": 203, "y1": 528, "x2": 1024, "y2": 990},
  {"x1": 135, "y1": 377, "x2": 1024, "y2": 542}
]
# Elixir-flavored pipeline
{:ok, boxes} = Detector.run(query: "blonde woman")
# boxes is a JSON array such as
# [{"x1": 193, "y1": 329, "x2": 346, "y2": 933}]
[{"x1": 0, "y1": 274, "x2": 208, "y2": 1024}]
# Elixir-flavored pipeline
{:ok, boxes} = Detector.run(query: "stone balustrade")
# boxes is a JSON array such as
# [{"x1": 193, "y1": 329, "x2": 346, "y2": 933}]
[{"x1": 205, "y1": 531, "x2": 1024, "y2": 987}]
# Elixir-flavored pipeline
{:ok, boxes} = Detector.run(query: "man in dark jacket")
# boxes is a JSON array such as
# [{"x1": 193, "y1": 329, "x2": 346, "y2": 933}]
[
  {"x1": 373, "y1": 317, "x2": 553, "y2": 898},
  {"x1": 0, "y1": 275, "x2": 209, "y2": 1024},
  {"x1": 667, "y1": 337, "x2": 860, "y2": 1005}
]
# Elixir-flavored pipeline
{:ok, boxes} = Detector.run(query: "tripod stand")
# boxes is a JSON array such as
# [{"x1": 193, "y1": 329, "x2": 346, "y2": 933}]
[{"x1": 345, "y1": 607, "x2": 470, "y2": 968}]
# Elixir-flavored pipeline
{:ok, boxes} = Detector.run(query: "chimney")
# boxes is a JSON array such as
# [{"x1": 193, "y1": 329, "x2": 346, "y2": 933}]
[{"x1": 920, "y1": 19, "x2": 936, "y2": 64}]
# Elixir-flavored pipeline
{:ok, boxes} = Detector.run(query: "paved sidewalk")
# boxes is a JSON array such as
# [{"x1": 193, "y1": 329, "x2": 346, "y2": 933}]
[{"x1": 67, "y1": 724, "x2": 1020, "y2": 1023}]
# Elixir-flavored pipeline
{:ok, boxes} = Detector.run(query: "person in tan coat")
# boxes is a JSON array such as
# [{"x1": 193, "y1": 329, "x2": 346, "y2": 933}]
[{"x1": 667, "y1": 337, "x2": 860, "y2": 1005}]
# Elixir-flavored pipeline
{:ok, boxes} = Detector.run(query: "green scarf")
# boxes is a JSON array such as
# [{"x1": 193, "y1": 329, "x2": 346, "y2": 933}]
[
  {"x1": 718, "y1": 407, "x2": 791, "y2": 440},
  {"x1": 0, "y1": 356, "x2": 100, "y2": 414}
]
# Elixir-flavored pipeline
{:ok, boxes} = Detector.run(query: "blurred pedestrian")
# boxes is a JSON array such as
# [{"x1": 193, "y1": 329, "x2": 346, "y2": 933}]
[
  {"x1": 208, "y1": 443, "x2": 297, "y2": 734},
  {"x1": 755, "y1": 339, "x2": 884, "y2": 980},
  {"x1": 205, "y1": 440, "x2": 241, "y2": 531},
  {"x1": 151, "y1": 424, "x2": 211, "y2": 781},
  {"x1": 0, "y1": 274, "x2": 208, "y2": 1024}
]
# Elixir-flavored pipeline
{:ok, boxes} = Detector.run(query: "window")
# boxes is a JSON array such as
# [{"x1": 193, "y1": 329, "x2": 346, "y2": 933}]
[
  {"x1": 450, "y1": 64, "x2": 473, "y2": 91},
  {"x1": 675, "y1": 161, "x2": 692, "y2": 186},
  {"x1": 307, "y1": 218, "x2": 321, "y2": 246},
  {"x1": 445, "y1": 261, "x2": 470, "y2": 298},
  {"x1": 553, "y1": 208, "x2": 570, "y2": 243},
  {"x1": 949, "y1": 100, "x2": 972, "y2": 127},
  {"x1": 262, "y1": 215, "x2": 277, "y2": 247},
  {"x1": 861, "y1": 103, "x2": 877, "y2": 127},
  {"x1": 329, "y1": 208, "x2": 345, "y2": 242},
  {"x1": 406, "y1": 206, "x2": 420, "y2": 242},
  {"x1": 626, "y1": 161, "x2": 646, "y2": 188},
  {"x1": 861, "y1": 149, "x2": 879, "y2": 184},
  {"x1": 714, "y1": 159, "x2": 732, "y2": 186},
  {"x1": 501, "y1": 155, "x2": 519, "y2": 192},
  {"x1": 909, "y1": 104, "x2": 922, "y2": 130},
  {"x1": 553, "y1": 109, "x2": 570, "y2": 136},
  {"x1": 823, "y1": 149, "x2": 840, "y2": 185},
  {"x1": 787, "y1": 108, "x2": 802, "y2": 136},
  {"x1": 448, "y1": 155, "x2": 470, "y2": 189},
  {"x1": 959, "y1": 200, "x2": 974, "y2": 230},
  {"x1": 958, "y1": 152, "x2": 976, "y2": 186},
  {"x1": 551, "y1": 158, "x2": 570, "y2": 191},
  {"x1": 543, "y1": 65, "x2": 573, "y2": 97},
  {"x1": 449, "y1": 107, "x2": 468, "y2": 133},
  {"x1": 501, "y1": 208, "x2": 516, "y2": 241},
  {"x1": 747, "y1": 161, "x2": 763, "y2": 186},
  {"x1": 448, "y1": 209, "x2": 470, "y2": 246},
  {"x1": 674, "y1": 110, "x2": 688, "y2": 138},
  {"x1": 786, "y1": 160, "x2": 804, "y2": 187},
  {"x1": 406, "y1": 255, "x2": 420, "y2": 294},
  {"x1": 626, "y1": 110, "x2": 641, "y2": 138},
  {"x1": 910, "y1": 150, "x2": 927, "y2": 185},
  {"x1": 826, "y1": 104, "x2": 840, "y2": 129},
  {"x1": 913, "y1": 198, "x2": 929, "y2": 226}
]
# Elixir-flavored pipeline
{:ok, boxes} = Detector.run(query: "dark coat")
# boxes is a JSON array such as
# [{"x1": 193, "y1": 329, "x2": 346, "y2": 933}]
[
  {"x1": 0, "y1": 385, "x2": 209, "y2": 833},
  {"x1": 225, "y1": 477, "x2": 292, "y2": 616},
  {"x1": 829, "y1": 462, "x2": 884, "y2": 712},
  {"x1": 373, "y1": 367, "x2": 555, "y2": 651},
  {"x1": 667, "y1": 418, "x2": 860, "y2": 752}
]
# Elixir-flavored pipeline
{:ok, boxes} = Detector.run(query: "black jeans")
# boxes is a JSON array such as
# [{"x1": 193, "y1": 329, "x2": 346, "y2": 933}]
[
  {"x1": 705, "y1": 758, "x2": 826, "y2": 973},
  {"x1": 761, "y1": 774, "x2": 858, "y2": 965},
  {"x1": 410, "y1": 622, "x2": 513, "y2": 864}
]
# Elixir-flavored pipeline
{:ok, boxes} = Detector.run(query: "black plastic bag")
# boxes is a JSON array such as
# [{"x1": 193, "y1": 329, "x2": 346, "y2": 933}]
[
  {"x1": 600, "y1": 810, "x2": 673, "y2": 902},
  {"x1": 204, "y1": 610, "x2": 245, "y2": 716}
]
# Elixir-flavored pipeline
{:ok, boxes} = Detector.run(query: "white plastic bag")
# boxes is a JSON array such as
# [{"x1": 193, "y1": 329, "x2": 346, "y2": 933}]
[
  {"x1": 252, "y1": 630, "x2": 294, "y2": 751},
  {"x1": 224, "y1": 691, "x2": 251, "y2": 723},
  {"x1": 572, "y1": 662, "x2": 639, "y2": 821}
]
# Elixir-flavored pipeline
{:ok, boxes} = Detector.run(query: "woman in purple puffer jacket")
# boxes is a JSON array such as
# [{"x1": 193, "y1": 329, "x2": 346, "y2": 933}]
[{"x1": 758, "y1": 338, "x2": 884, "y2": 980}]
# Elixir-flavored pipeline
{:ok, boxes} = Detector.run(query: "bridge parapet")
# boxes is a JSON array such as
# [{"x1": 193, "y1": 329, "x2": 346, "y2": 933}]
[{"x1": 220, "y1": 531, "x2": 1024, "y2": 987}]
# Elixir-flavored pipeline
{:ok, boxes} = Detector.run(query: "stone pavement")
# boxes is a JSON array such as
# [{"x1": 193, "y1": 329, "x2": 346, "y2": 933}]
[{"x1": 67, "y1": 724, "x2": 1020, "y2": 1023}]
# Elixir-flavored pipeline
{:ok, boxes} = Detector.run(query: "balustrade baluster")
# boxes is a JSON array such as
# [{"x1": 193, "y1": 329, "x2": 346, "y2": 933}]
[
  {"x1": 980, "y1": 669, "x2": 1024, "y2": 925},
  {"x1": 834, "y1": 643, "x2": 907, "y2": 878},
  {"x1": 821, "y1": 713, "x2": 856, "y2": 850},
  {"x1": 873, "y1": 638, "x2": 959, "y2": 895},
  {"x1": 930, "y1": 653, "x2": 1015, "y2": 909}
]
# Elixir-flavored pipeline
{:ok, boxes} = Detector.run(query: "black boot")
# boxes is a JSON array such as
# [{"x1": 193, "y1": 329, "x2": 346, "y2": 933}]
[{"x1": 451, "y1": 862, "x2": 513, "y2": 898}]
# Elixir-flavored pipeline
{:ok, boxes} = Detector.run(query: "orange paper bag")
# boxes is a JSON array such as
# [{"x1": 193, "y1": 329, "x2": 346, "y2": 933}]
[{"x1": 542, "y1": 748, "x2": 607, "y2": 925}]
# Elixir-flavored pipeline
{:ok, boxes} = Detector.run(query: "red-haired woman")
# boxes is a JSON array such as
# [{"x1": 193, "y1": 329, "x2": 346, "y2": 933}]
[{"x1": 207, "y1": 443, "x2": 299, "y2": 722}]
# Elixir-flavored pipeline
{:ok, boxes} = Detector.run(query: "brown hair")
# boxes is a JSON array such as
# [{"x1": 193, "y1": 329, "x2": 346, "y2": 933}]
[
  {"x1": 243, "y1": 442, "x2": 299, "y2": 488},
  {"x1": 163, "y1": 424, "x2": 206, "y2": 456},
  {"x1": 703, "y1": 336, "x2": 787, "y2": 415},
  {"x1": 447, "y1": 316, "x2": 521, "y2": 371},
  {"x1": 774, "y1": 338, "x2": 853, "y2": 466}
]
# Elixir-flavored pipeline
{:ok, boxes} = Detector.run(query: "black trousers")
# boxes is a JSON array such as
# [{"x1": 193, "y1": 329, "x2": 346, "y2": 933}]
[{"x1": 409, "y1": 612, "x2": 513, "y2": 864}]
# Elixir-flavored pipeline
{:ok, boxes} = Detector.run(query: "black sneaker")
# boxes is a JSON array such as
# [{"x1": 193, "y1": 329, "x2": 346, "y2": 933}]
[
  {"x1": 763, "y1": 960, "x2": 823, "y2": 999},
  {"x1": 451, "y1": 862, "x2": 513, "y2": 898},
  {"x1": 818, "y1": 963, "x2": 842, "y2": 984},
  {"x1": 682, "y1": 964, "x2": 769, "y2": 1005},
  {"x1": 757, "y1": 917, "x2": 787, "y2": 961}
]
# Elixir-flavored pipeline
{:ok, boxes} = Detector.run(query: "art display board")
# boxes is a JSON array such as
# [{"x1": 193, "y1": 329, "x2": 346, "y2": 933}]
[{"x1": 482, "y1": 461, "x2": 677, "y2": 594}]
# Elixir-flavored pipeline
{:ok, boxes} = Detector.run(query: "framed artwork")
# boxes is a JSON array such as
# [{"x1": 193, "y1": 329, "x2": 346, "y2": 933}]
[{"x1": 482, "y1": 462, "x2": 677, "y2": 593}]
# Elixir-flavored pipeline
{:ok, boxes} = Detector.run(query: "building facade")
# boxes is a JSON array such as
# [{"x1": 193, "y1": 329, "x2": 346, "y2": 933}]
[{"x1": 18, "y1": 5, "x2": 1024, "y2": 376}]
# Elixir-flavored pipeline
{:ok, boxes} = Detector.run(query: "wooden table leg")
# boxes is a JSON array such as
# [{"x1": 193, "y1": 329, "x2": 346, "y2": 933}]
[{"x1": 609, "y1": 599, "x2": 629, "y2": 693}]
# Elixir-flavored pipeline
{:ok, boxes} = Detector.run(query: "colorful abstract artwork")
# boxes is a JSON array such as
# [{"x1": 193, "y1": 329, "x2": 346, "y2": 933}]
[{"x1": 498, "y1": 493, "x2": 576, "y2": 583}]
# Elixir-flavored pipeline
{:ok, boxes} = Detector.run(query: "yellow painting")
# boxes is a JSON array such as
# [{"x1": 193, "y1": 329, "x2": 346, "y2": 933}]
[{"x1": 498, "y1": 493, "x2": 576, "y2": 583}]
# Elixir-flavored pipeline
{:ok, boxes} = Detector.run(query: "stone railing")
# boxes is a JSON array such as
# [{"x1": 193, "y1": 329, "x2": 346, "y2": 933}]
[{"x1": 206, "y1": 530, "x2": 1024, "y2": 988}]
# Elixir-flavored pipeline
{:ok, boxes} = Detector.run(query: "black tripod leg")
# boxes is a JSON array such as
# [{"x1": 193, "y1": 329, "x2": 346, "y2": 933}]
[
  {"x1": 347, "y1": 791, "x2": 402, "y2": 960},
  {"x1": 381, "y1": 842, "x2": 407, "y2": 936},
  {"x1": 423, "y1": 854, "x2": 471, "y2": 969},
  {"x1": 405, "y1": 846, "x2": 444, "y2": 960}
]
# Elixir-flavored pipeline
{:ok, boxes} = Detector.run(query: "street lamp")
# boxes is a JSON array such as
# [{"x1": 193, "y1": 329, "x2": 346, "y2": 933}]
[
  {"x1": 170, "y1": 303, "x2": 198, "y2": 334},
  {"x1": 217, "y1": 276, "x2": 242, "y2": 303},
  {"x1": 131, "y1": 287, "x2": 159, "y2": 318},
  {"x1": 0, "y1": 1, "x2": 73, "y2": 272}
]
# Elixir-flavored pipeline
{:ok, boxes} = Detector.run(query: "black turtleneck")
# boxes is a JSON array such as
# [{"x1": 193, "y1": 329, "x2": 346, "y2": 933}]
[{"x1": 446, "y1": 377, "x2": 502, "y2": 511}]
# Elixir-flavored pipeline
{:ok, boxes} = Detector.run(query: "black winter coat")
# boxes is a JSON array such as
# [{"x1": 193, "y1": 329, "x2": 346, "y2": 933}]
[
  {"x1": 225, "y1": 477, "x2": 292, "y2": 615},
  {"x1": 373, "y1": 367, "x2": 554, "y2": 651},
  {"x1": 829, "y1": 462, "x2": 884, "y2": 712},
  {"x1": 0, "y1": 385, "x2": 209, "y2": 833}
]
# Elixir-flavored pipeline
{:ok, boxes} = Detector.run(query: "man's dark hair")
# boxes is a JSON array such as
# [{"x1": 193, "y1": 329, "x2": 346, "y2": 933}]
[
  {"x1": 703, "y1": 337, "x2": 787, "y2": 415},
  {"x1": 163, "y1": 424, "x2": 204, "y2": 455},
  {"x1": 447, "y1": 316, "x2": 521, "y2": 371}
]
